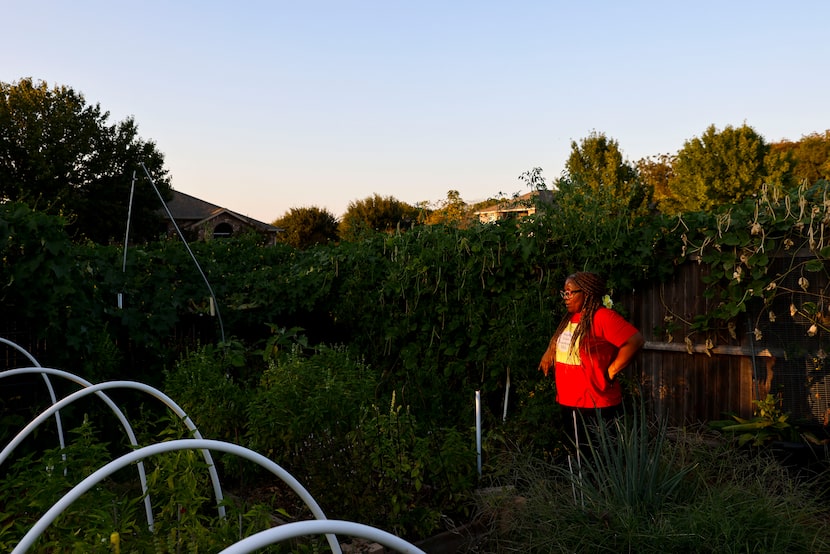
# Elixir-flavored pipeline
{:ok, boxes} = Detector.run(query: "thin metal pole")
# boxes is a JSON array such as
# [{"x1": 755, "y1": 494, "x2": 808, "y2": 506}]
[
  {"x1": 502, "y1": 367, "x2": 510, "y2": 422},
  {"x1": 118, "y1": 171, "x2": 137, "y2": 309},
  {"x1": 122, "y1": 171, "x2": 136, "y2": 273},
  {"x1": 140, "y1": 163, "x2": 225, "y2": 343}
]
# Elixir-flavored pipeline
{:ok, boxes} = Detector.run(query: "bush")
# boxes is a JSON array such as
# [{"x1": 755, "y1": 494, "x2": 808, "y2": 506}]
[
  {"x1": 163, "y1": 342, "x2": 249, "y2": 444},
  {"x1": 0, "y1": 418, "x2": 130, "y2": 552},
  {"x1": 344, "y1": 392, "x2": 477, "y2": 540},
  {"x1": 245, "y1": 344, "x2": 376, "y2": 463},
  {"x1": 244, "y1": 344, "x2": 477, "y2": 540}
]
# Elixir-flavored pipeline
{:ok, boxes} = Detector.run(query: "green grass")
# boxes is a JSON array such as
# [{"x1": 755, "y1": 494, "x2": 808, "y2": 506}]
[{"x1": 474, "y1": 413, "x2": 830, "y2": 553}]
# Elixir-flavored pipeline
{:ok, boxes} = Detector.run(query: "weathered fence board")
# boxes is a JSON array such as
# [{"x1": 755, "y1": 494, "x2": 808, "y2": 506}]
[{"x1": 624, "y1": 257, "x2": 828, "y2": 426}]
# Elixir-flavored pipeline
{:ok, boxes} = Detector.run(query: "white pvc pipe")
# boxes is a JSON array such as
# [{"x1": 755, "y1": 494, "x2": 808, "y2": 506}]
[
  {"x1": 0, "y1": 377, "x2": 226, "y2": 522},
  {"x1": 218, "y1": 520, "x2": 425, "y2": 554},
  {"x1": 11, "y1": 439, "x2": 341, "y2": 554},
  {"x1": 475, "y1": 390, "x2": 482, "y2": 477},
  {"x1": 0, "y1": 367, "x2": 155, "y2": 529},
  {"x1": 0, "y1": 338, "x2": 67, "y2": 455},
  {"x1": 0, "y1": 337, "x2": 41, "y2": 367}
]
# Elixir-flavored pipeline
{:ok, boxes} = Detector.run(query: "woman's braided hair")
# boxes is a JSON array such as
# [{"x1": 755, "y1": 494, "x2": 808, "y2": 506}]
[{"x1": 553, "y1": 271, "x2": 608, "y2": 353}]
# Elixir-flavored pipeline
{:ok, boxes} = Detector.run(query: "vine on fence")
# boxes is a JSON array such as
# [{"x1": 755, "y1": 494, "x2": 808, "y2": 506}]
[{"x1": 675, "y1": 181, "x2": 830, "y2": 350}]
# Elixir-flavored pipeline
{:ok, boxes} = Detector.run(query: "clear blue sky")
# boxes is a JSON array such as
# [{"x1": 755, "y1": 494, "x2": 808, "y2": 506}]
[{"x1": 4, "y1": 1, "x2": 829, "y2": 223}]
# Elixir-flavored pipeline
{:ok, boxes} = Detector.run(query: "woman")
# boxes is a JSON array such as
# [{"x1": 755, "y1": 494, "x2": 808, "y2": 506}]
[{"x1": 539, "y1": 271, "x2": 644, "y2": 444}]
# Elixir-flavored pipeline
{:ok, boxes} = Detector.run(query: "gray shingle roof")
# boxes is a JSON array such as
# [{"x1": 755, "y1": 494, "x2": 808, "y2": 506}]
[{"x1": 164, "y1": 190, "x2": 279, "y2": 233}]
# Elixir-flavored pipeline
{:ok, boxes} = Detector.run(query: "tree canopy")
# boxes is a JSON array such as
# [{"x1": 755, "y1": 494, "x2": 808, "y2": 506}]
[
  {"x1": 662, "y1": 124, "x2": 789, "y2": 214},
  {"x1": 272, "y1": 206, "x2": 339, "y2": 249},
  {"x1": 0, "y1": 78, "x2": 171, "y2": 243},
  {"x1": 636, "y1": 154, "x2": 674, "y2": 206},
  {"x1": 338, "y1": 193, "x2": 421, "y2": 241},
  {"x1": 770, "y1": 130, "x2": 830, "y2": 185},
  {"x1": 564, "y1": 131, "x2": 650, "y2": 213},
  {"x1": 423, "y1": 190, "x2": 474, "y2": 227}
]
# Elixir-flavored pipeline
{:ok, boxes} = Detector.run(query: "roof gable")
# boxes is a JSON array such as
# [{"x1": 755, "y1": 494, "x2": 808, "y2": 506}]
[
  {"x1": 165, "y1": 190, "x2": 225, "y2": 220},
  {"x1": 165, "y1": 190, "x2": 279, "y2": 233}
]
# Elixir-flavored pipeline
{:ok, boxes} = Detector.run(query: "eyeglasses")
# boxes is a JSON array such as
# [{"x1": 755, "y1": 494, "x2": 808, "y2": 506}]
[{"x1": 559, "y1": 289, "x2": 583, "y2": 299}]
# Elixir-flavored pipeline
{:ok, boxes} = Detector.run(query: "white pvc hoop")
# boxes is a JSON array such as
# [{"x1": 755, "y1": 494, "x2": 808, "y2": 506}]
[
  {"x1": 0, "y1": 338, "x2": 66, "y2": 455},
  {"x1": 0, "y1": 337, "x2": 40, "y2": 367},
  {"x1": 11, "y1": 439, "x2": 341, "y2": 554},
  {"x1": 0, "y1": 367, "x2": 156, "y2": 529},
  {"x1": 218, "y1": 520, "x2": 425, "y2": 554},
  {"x1": 0, "y1": 374, "x2": 226, "y2": 522}
]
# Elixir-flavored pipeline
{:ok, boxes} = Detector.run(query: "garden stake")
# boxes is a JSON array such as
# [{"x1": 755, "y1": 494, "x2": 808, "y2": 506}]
[
  {"x1": 572, "y1": 410, "x2": 585, "y2": 507},
  {"x1": 502, "y1": 367, "x2": 511, "y2": 422},
  {"x1": 568, "y1": 455, "x2": 577, "y2": 503},
  {"x1": 476, "y1": 390, "x2": 482, "y2": 477},
  {"x1": 747, "y1": 316, "x2": 762, "y2": 403}
]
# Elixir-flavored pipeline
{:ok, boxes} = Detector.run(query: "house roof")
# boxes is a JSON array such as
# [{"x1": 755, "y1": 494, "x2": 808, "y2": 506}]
[
  {"x1": 474, "y1": 189, "x2": 554, "y2": 215},
  {"x1": 164, "y1": 190, "x2": 280, "y2": 233}
]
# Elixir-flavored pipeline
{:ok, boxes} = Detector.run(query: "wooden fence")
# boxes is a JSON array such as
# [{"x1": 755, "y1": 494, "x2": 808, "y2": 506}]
[{"x1": 623, "y1": 257, "x2": 830, "y2": 427}]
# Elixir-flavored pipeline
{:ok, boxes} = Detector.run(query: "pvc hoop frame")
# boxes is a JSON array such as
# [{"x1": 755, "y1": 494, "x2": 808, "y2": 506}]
[
  {"x1": 0, "y1": 338, "x2": 66, "y2": 455},
  {"x1": 0, "y1": 373, "x2": 228, "y2": 523},
  {"x1": 11, "y1": 439, "x2": 341, "y2": 554},
  {"x1": 218, "y1": 520, "x2": 425, "y2": 554},
  {"x1": 1, "y1": 340, "x2": 415, "y2": 553}
]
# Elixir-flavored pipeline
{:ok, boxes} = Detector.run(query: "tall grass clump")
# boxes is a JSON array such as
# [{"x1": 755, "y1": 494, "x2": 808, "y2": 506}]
[
  {"x1": 474, "y1": 404, "x2": 830, "y2": 553},
  {"x1": 572, "y1": 402, "x2": 694, "y2": 515}
]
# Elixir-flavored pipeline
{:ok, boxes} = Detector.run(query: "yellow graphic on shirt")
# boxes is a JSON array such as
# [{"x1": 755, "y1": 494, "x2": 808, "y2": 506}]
[{"x1": 555, "y1": 321, "x2": 581, "y2": 365}]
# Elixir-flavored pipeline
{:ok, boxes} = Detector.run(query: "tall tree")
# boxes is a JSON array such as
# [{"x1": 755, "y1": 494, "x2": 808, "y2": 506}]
[
  {"x1": 565, "y1": 131, "x2": 650, "y2": 213},
  {"x1": 424, "y1": 190, "x2": 472, "y2": 227},
  {"x1": 0, "y1": 78, "x2": 171, "y2": 243},
  {"x1": 272, "y1": 206, "x2": 339, "y2": 249},
  {"x1": 663, "y1": 124, "x2": 789, "y2": 214},
  {"x1": 636, "y1": 153, "x2": 674, "y2": 206},
  {"x1": 770, "y1": 130, "x2": 830, "y2": 185},
  {"x1": 339, "y1": 193, "x2": 420, "y2": 242}
]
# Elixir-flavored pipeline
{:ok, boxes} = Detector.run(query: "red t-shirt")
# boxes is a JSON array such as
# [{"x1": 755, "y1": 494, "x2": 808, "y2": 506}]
[{"x1": 553, "y1": 307, "x2": 639, "y2": 408}]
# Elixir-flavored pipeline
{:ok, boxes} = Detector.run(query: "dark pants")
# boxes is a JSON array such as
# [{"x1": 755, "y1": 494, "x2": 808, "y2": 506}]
[{"x1": 560, "y1": 404, "x2": 622, "y2": 454}]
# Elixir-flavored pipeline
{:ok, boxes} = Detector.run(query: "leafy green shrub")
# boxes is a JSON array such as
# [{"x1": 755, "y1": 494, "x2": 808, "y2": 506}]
[
  {"x1": 0, "y1": 418, "x2": 141, "y2": 552},
  {"x1": 163, "y1": 342, "x2": 249, "y2": 444},
  {"x1": 242, "y1": 346, "x2": 478, "y2": 541},
  {"x1": 246, "y1": 344, "x2": 376, "y2": 462},
  {"x1": 709, "y1": 393, "x2": 804, "y2": 447},
  {"x1": 137, "y1": 424, "x2": 287, "y2": 553},
  {"x1": 344, "y1": 392, "x2": 476, "y2": 540}
]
